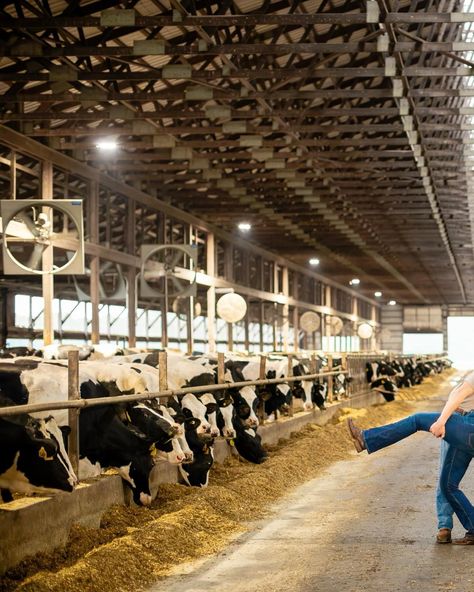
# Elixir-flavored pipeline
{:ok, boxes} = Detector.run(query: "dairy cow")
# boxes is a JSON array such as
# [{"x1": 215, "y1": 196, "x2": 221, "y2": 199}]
[
  {"x1": 232, "y1": 415, "x2": 268, "y2": 464},
  {"x1": 0, "y1": 401, "x2": 77, "y2": 500},
  {"x1": 178, "y1": 419, "x2": 214, "y2": 487}
]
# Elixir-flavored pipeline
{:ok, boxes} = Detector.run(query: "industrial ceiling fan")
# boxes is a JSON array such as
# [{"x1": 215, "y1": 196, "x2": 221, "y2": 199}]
[
  {"x1": 1, "y1": 200, "x2": 84, "y2": 275},
  {"x1": 73, "y1": 261, "x2": 127, "y2": 302},
  {"x1": 140, "y1": 244, "x2": 198, "y2": 299}
]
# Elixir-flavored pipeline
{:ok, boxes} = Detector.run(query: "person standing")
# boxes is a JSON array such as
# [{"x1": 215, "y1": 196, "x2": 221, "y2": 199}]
[
  {"x1": 347, "y1": 374, "x2": 474, "y2": 545},
  {"x1": 435, "y1": 370, "x2": 474, "y2": 544}
]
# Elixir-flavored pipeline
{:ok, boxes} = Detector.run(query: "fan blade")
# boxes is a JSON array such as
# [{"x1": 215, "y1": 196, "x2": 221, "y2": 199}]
[
  {"x1": 169, "y1": 249, "x2": 184, "y2": 269},
  {"x1": 169, "y1": 275, "x2": 185, "y2": 294},
  {"x1": 16, "y1": 212, "x2": 41, "y2": 238},
  {"x1": 26, "y1": 242, "x2": 47, "y2": 270},
  {"x1": 143, "y1": 261, "x2": 166, "y2": 280}
]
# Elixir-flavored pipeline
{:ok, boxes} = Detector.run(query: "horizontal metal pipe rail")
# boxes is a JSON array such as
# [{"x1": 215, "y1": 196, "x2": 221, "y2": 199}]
[{"x1": 0, "y1": 369, "x2": 347, "y2": 417}]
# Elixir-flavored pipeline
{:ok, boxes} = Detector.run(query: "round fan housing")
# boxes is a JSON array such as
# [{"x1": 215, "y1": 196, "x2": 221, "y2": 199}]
[
  {"x1": 299, "y1": 311, "x2": 321, "y2": 333},
  {"x1": 216, "y1": 292, "x2": 247, "y2": 323},
  {"x1": 357, "y1": 322, "x2": 374, "y2": 339},
  {"x1": 1, "y1": 199, "x2": 84, "y2": 275}
]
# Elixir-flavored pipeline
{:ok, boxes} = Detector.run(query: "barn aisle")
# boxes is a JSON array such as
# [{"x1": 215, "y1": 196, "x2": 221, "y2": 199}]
[{"x1": 150, "y1": 398, "x2": 474, "y2": 592}]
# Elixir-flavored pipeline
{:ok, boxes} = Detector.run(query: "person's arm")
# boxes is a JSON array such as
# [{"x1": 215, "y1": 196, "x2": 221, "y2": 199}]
[{"x1": 430, "y1": 380, "x2": 474, "y2": 438}]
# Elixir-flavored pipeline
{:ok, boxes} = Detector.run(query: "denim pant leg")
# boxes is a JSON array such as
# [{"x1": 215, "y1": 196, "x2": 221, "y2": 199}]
[
  {"x1": 439, "y1": 445, "x2": 474, "y2": 533},
  {"x1": 363, "y1": 412, "x2": 474, "y2": 455},
  {"x1": 437, "y1": 439, "x2": 454, "y2": 530},
  {"x1": 363, "y1": 413, "x2": 440, "y2": 454}
]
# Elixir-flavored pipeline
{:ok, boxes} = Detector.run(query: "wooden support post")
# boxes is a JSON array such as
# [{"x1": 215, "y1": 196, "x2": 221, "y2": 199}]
[
  {"x1": 341, "y1": 353, "x2": 349, "y2": 398},
  {"x1": 227, "y1": 322, "x2": 233, "y2": 352},
  {"x1": 42, "y1": 161, "x2": 54, "y2": 346},
  {"x1": 186, "y1": 225, "x2": 194, "y2": 355},
  {"x1": 258, "y1": 354, "x2": 266, "y2": 425},
  {"x1": 244, "y1": 297, "x2": 250, "y2": 353},
  {"x1": 293, "y1": 306, "x2": 299, "y2": 352},
  {"x1": 89, "y1": 181, "x2": 100, "y2": 344},
  {"x1": 287, "y1": 353, "x2": 294, "y2": 417},
  {"x1": 126, "y1": 198, "x2": 136, "y2": 348},
  {"x1": 217, "y1": 352, "x2": 225, "y2": 385},
  {"x1": 127, "y1": 267, "x2": 137, "y2": 348},
  {"x1": 206, "y1": 233, "x2": 216, "y2": 354},
  {"x1": 67, "y1": 350, "x2": 80, "y2": 479},
  {"x1": 90, "y1": 257, "x2": 100, "y2": 344},
  {"x1": 259, "y1": 302, "x2": 264, "y2": 353},
  {"x1": 282, "y1": 267, "x2": 289, "y2": 351},
  {"x1": 309, "y1": 353, "x2": 318, "y2": 410},
  {"x1": 158, "y1": 351, "x2": 168, "y2": 392},
  {"x1": 10, "y1": 150, "x2": 16, "y2": 199},
  {"x1": 327, "y1": 355, "x2": 334, "y2": 403}
]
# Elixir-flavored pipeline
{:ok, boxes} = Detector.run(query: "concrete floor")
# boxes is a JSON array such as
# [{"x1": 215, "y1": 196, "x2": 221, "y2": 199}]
[{"x1": 150, "y1": 397, "x2": 474, "y2": 592}]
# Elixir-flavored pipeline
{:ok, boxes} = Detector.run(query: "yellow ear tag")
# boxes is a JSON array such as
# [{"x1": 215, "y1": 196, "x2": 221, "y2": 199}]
[
  {"x1": 229, "y1": 439, "x2": 235, "y2": 447},
  {"x1": 38, "y1": 446, "x2": 54, "y2": 461},
  {"x1": 149, "y1": 443, "x2": 158, "y2": 457}
]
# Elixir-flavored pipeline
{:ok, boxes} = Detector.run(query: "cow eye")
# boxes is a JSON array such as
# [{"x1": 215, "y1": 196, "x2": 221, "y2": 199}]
[{"x1": 38, "y1": 446, "x2": 55, "y2": 461}]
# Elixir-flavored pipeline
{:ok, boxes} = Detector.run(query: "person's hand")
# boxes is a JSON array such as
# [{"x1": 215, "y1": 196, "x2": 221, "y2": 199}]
[{"x1": 430, "y1": 420, "x2": 446, "y2": 438}]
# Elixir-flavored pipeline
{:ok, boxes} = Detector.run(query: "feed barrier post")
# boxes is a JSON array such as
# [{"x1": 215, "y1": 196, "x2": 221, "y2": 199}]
[{"x1": 68, "y1": 350, "x2": 80, "y2": 478}]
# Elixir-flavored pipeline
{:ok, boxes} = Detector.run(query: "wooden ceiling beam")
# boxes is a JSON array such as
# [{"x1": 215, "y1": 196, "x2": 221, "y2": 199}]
[
  {"x1": 4, "y1": 66, "x2": 474, "y2": 83},
  {"x1": 0, "y1": 89, "x2": 400, "y2": 102},
  {"x1": 1, "y1": 12, "x2": 473, "y2": 29},
  {"x1": 0, "y1": 107, "x2": 404, "y2": 120},
  {"x1": 3, "y1": 41, "x2": 474, "y2": 58}
]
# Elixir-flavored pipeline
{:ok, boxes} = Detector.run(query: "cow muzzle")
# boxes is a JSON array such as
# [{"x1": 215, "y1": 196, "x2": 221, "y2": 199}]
[{"x1": 139, "y1": 493, "x2": 153, "y2": 506}]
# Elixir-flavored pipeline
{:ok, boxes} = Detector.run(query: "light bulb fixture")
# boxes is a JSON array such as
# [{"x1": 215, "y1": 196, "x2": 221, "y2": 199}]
[
  {"x1": 95, "y1": 140, "x2": 118, "y2": 151},
  {"x1": 309, "y1": 257, "x2": 320, "y2": 266},
  {"x1": 349, "y1": 278, "x2": 360, "y2": 286},
  {"x1": 374, "y1": 291, "x2": 382, "y2": 297},
  {"x1": 237, "y1": 222, "x2": 251, "y2": 231},
  {"x1": 388, "y1": 300, "x2": 397, "y2": 306}
]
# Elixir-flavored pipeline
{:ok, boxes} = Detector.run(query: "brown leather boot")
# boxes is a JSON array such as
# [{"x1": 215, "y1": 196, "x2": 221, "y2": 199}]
[
  {"x1": 436, "y1": 528, "x2": 452, "y2": 544},
  {"x1": 346, "y1": 418, "x2": 366, "y2": 453},
  {"x1": 452, "y1": 533, "x2": 474, "y2": 545}
]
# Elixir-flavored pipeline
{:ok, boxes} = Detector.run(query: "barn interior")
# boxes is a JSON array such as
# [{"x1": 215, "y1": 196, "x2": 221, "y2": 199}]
[
  {"x1": 1, "y1": 1, "x2": 474, "y2": 590},
  {"x1": 1, "y1": 0, "x2": 474, "y2": 360}
]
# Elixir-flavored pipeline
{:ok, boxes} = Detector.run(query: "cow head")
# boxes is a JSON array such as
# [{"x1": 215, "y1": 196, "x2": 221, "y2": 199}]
[
  {"x1": 232, "y1": 386, "x2": 259, "y2": 428},
  {"x1": 181, "y1": 393, "x2": 212, "y2": 435},
  {"x1": 18, "y1": 417, "x2": 78, "y2": 494}
]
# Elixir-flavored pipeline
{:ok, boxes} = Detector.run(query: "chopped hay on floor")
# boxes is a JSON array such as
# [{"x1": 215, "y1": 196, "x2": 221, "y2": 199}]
[{"x1": 1, "y1": 371, "x2": 457, "y2": 592}]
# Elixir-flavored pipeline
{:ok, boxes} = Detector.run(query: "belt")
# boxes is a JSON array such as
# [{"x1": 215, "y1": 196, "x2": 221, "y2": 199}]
[{"x1": 455, "y1": 408, "x2": 474, "y2": 416}]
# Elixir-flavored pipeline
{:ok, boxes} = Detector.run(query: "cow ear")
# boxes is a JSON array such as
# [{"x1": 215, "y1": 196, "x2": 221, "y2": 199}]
[
  {"x1": 60, "y1": 425, "x2": 71, "y2": 438},
  {"x1": 205, "y1": 402, "x2": 218, "y2": 415},
  {"x1": 259, "y1": 390, "x2": 272, "y2": 401},
  {"x1": 186, "y1": 417, "x2": 201, "y2": 429}
]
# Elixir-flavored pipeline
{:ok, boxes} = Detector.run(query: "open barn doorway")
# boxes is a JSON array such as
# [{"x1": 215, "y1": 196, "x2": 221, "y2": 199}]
[{"x1": 447, "y1": 317, "x2": 474, "y2": 370}]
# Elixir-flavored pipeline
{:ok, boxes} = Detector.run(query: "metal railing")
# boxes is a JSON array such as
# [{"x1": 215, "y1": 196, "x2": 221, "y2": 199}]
[
  {"x1": 0, "y1": 351, "x2": 348, "y2": 473},
  {"x1": 0, "y1": 349, "x2": 449, "y2": 474}
]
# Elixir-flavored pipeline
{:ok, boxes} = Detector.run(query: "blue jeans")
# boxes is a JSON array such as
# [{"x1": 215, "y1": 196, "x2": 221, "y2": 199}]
[
  {"x1": 437, "y1": 439, "x2": 454, "y2": 530},
  {"x1": 363, "y1": 412, "x2": 474, "y2": 533}
]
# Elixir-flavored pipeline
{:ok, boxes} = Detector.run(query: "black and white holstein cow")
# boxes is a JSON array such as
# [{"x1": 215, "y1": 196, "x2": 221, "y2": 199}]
[
  {"x1": 366, "y1": 361, "x2": 398, "y2": 402},
  {"x1": 187, "y1": 355, "x2": 266, "y2": 464},
  {"x1": 0, "y1": 395, "x2": 77, "y2": 502},
  {"x1": 1, "y1": 360, "x2": 184, "y2": 505},
  {"x1": 113, "y1": 353, "x2": 222, "y2": 487}
]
